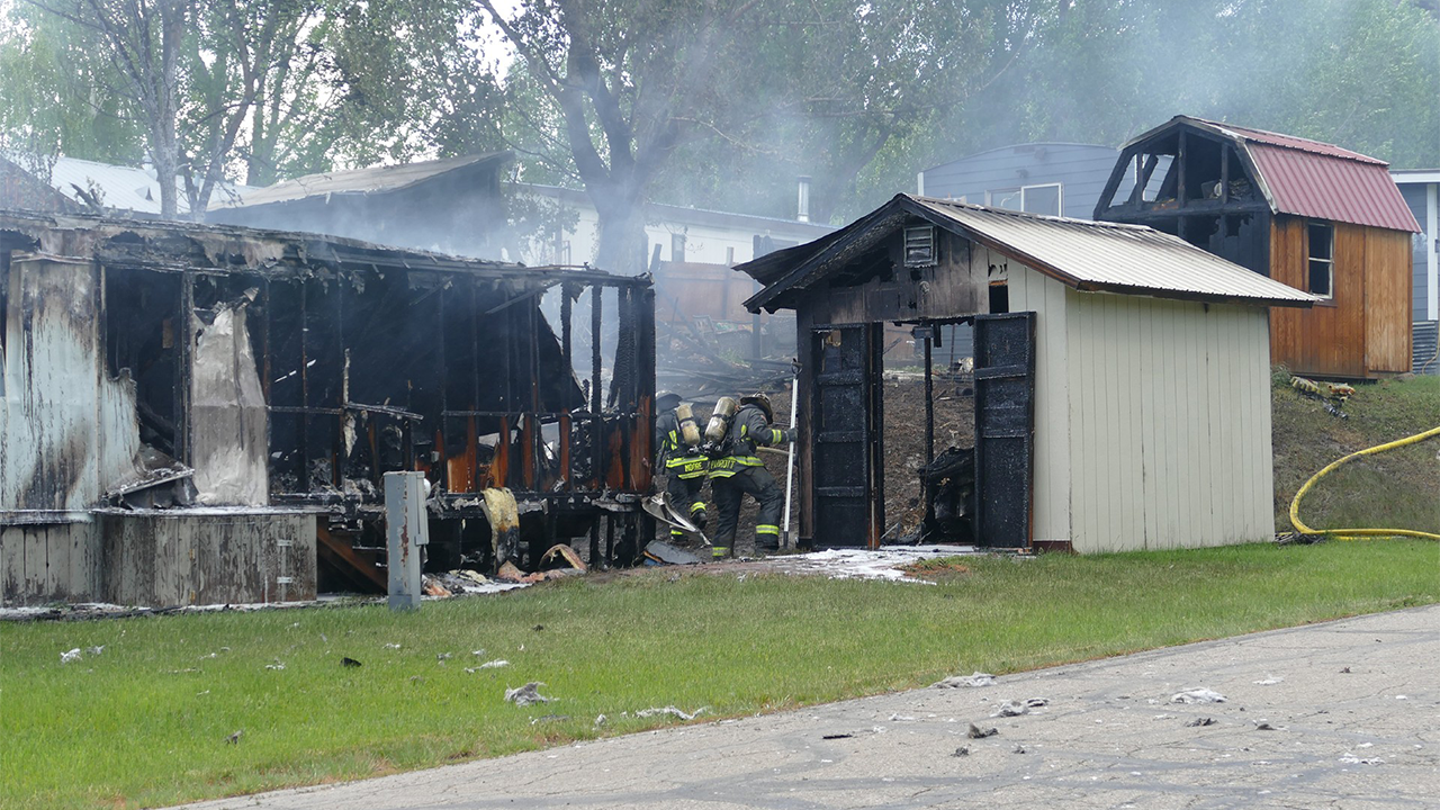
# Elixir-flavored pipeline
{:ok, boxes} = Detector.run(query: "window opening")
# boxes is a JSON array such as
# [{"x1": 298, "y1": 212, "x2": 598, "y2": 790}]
[
  {"x1": 988, "y1": 282, "x2": 1009, "y2": 314},
  {"x1": 1140, "y1": 155, "x2": 1175, "y2": 203},
  {"x1": 988, "y1": 187, "x2": 1021, "y2": 211},
  {"x1": 671, "y1": 233, "x2": 686, "y2": 262},
  {"x1": 1308, "y1": 221, "x2": 1334, "y2": 299},
  {"x1": 1021, "y1": 183, "x2": 1062, "y2": 216}
]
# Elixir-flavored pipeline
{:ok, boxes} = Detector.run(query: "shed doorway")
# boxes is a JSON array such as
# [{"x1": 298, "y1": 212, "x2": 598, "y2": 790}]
[{"x1": 808, "y1": 313, "x2": 1034, "y2": 550}]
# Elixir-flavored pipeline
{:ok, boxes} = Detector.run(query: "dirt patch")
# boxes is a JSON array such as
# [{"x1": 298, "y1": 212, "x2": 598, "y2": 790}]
[
  {"x1": 899, "y1": 558, "x2": 972, "y2": 579},
  {"x1": 881, "y1": 371, "x2": 975, "y2": 539}
]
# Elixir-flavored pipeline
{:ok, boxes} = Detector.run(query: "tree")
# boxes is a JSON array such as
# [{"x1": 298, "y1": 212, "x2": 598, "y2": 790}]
[{"x1": 5, "y1": 0, "x2": 473, "y2": 218}]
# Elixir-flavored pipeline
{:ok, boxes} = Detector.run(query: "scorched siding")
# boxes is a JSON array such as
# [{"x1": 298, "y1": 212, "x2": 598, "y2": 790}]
[{"x1": 1006, "y1": 263, "x2": 1071, "y2": 547}]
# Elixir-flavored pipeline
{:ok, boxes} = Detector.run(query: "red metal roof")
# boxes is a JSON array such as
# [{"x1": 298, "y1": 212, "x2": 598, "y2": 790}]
[
  {"x1": 1245, "y1": 143, "x2": 1419, "y2": 233},
  {"x1": 1189, "y1": 117, "x2": 1420, "y2": 233},
  {"x1": 1198, "y1": 119, "x2": 1386, "y2": 164}
]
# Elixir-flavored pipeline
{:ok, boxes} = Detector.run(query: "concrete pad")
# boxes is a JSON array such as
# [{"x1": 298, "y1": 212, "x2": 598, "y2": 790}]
[{"x1": 175, "y1": 605, "x2": 1440, "y2": 809}]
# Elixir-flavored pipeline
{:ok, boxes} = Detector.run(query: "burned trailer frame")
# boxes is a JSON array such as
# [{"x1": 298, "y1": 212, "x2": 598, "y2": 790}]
[
  {"x1": 239, "y1": 244, "x2": 658, "y2": 581},
  {"x1": 1, "y1": 210, "x2": 655, "y2": 604}
]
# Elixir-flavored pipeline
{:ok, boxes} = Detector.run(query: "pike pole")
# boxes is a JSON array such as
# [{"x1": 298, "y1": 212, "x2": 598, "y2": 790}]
[{"x1": 781, "y1": 370, "x2": 799, "y2": 549}]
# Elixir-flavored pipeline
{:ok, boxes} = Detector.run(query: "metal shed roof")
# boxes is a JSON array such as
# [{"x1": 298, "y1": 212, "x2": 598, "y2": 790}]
[
  {"x1": 1125, "y1": 117, "x2": 1420, "y2": 233},
  {"x1": 212, "y1": 152, "x2": 512, "y2": 210},
  {"x1": 741, "y1": 194, "x2": 1317, "y2": 311}
]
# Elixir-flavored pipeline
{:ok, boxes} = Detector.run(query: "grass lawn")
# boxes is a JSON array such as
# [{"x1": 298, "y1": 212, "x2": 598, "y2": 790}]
[
  {"x1": 1272, "y1": 373, "x2": 1439, "y2": 534},
  {"x1": 4, "y1": 540, "x2": 1439, "y2": 810}
]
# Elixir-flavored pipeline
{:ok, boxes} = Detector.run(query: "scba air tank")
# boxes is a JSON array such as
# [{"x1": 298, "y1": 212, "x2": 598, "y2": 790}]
[
  {"x1": 704, "y1": 396, "x2": 739, "y2": 442},
  {"x1": 676, "y1": 402, "x2": 702, "y2": 447}
]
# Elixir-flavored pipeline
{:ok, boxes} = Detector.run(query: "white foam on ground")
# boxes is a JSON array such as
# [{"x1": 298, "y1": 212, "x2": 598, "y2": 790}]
[{"x1": 776, "y1": 545, "x2": 980, "y2": 583}]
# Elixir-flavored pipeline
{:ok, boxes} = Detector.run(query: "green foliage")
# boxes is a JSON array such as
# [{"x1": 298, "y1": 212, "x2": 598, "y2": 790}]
[{"x1": 4, "y1": 540, "x2": 1439, "y2": 809}]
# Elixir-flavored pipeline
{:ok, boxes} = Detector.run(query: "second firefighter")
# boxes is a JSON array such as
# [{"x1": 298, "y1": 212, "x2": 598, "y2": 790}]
[{"x1": 707, "y1": 393, "x2": 794, "y2": 557}]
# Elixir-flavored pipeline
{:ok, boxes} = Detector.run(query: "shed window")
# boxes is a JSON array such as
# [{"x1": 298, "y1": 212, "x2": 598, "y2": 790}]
[
  {"x1": 1308, "y1": 222, "x2": 1334, "y2": 299},
  {"x1": 671, "y1": 233, "x2": 686, "y2": 262}
]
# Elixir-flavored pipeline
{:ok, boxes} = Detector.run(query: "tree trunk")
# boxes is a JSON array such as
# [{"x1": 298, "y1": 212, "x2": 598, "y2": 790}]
[
  {"x1": 154, "y1": 0, "x2": 186, "y2": 219},
  {"x1": 590, "y1": 187, "x2": 648, "y2": 276}
]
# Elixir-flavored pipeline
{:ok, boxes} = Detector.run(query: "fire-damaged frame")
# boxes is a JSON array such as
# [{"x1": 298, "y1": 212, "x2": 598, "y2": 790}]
[{"x1": 0, "y1": 210, "x2": 655, "y2": 604}]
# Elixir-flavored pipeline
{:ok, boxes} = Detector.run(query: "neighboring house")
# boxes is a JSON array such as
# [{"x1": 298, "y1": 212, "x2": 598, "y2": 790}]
[
  {"x1": 2, "y1": 153, "x2": 251, "y2": 218},
  {"x1": 0, "y1": 155, "x2": 78, "y2": 213},
  {"x1": 1094, "y1": 116, "x2": 1418, "y2": 380},
  {"x1": 736, "y1": 194, "x2": 1314, "y2": 553},
  {"x1": 517, "y1": 183, "x2": 833, "y2": 270},
  {"x1": 1393, "y1": 169, "x2": 1439, "y2": 374},
  {"x1": 208, "y1": 152, "x2": 513, "y2": 260},
  {"x1": 916, "y1": 142, "x2": 1133, "y2": 220}
]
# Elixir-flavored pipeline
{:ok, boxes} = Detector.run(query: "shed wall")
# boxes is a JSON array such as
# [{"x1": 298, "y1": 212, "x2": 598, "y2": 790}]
[
  {"x1": 1270, "y1": 217, "x2": 1411, "y2": 378},
  {"x1": 1063, "y1": 292, "x2": 1273, "y2": 552},
  {"x1": 1363, "y1": 228, "x2": 1413, "y2": 374}
]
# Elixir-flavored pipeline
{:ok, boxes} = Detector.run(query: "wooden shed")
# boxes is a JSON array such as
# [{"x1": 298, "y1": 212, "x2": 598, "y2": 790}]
[
  {"x1": 1094, "y1": 116, "x2": 1420, "y2": 380},
  {"x1": 736, "y1": 194, "x2": 1314, "y2": 553}
]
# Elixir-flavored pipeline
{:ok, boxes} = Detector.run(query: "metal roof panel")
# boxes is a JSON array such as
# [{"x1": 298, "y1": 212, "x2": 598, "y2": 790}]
[
  {"x1": 742, "y1": 195, "x2": 1316, "y2": 310},
  {"x1": 1247, "y1": 144, "x2": 1420, "y2": 232},
  {"x1": 215, "y1": 152, "x2": 512, "y2": 209}
]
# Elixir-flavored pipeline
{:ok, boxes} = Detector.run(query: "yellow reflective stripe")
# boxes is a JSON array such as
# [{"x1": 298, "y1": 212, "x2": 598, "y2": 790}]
[
  {"x1": 771, "y1": 428, "x2": 783, "y2": 444},
  {"x1": 668, "y1": 430, "x2": 679, "y2": 448},
  {"x1": 756, "y1": 524, "x2": 780, "y2": 535},
  {"x1": 733, "y1": 456, "x2": 764, "y2": 466},
  {"x1": 689, "y1": 501, "x2": 707, "y2": 513}
]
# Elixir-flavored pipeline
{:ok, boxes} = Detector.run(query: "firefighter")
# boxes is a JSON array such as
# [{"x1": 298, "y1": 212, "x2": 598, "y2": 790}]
[
  {"x1": 707, "y1": 392, "x2": 794, "y2": 557},
  {"x1": 654, "y1": 391, "x2": 708, "y2": 542}
]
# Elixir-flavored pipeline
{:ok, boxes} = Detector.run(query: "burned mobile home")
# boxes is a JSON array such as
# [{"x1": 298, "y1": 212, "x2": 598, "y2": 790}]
[
  {"x1": 1, "y1": 210, "x2": 655, "y2": 606},
  {"x1": 736, "y1": 194, "x2": 1315, "y2": 554}
]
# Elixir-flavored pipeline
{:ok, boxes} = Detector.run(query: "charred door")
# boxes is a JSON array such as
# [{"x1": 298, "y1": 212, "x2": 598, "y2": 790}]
[
  {"x1": 973, "y1": 312, "x2": 1035, "y2": 549},
  {"x1": 810, "y1": 324, "x2": 880, "y2": 548}
]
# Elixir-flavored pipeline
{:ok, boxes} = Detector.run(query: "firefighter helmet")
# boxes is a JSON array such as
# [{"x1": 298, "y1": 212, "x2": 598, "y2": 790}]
[
  {"x1": 740, "y1": 392, "x2": 774, "y2": 422},
  {"x1": 655, "y1": 390, "x2": 682, "y2": 411}
]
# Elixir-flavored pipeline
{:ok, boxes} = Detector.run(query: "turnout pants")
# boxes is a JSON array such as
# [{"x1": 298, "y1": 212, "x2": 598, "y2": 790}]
[
  {"x1": 664, "y1": 471, "x2": 708, "y2": 539},
  {"x1": 711, "y1": 463, "x2": 784, "y2": 552}
]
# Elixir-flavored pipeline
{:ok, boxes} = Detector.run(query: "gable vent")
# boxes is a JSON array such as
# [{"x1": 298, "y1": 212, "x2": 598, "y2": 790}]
[{"x1": 904, "y1": 224, "x2": 936, "y2": 268}]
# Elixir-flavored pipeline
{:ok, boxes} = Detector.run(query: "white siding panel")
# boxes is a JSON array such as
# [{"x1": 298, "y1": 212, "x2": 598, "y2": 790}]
[
  {"x1": 1, "y1": 258, "x2": 142, "y2": 512},
  {"x1": 1064, "y1": 291, "x2": 1274, "y2": 552}
]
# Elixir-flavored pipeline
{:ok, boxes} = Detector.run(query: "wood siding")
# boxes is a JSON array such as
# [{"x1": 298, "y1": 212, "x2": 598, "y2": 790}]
[
  {"x1": 1062, "y1": 292, "x2": 1274, "y2": 553},
  {"x1": 1, "y1": 522, "x2": 103, "y2": 605},
  {"x1": 1364, "y1": 228, "x2": 1413, "y2": 373},
  {"x1": 102, "y1": 512, "x2": 317, "y2": 606},
  {"x1": 1270, "y1": 216, "x2": 1412, "y2": 378}
]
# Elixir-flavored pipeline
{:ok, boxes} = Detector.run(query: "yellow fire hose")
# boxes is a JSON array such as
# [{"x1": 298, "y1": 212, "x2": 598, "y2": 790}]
[{"x1": 1289, "y1": 425, "x2": 1440, "y2": 541}]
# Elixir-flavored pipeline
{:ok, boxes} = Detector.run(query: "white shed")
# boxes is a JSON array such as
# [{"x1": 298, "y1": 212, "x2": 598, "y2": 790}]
[{"x1": 736, "y1": 194, "x2": 1316, "y2": 553}]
